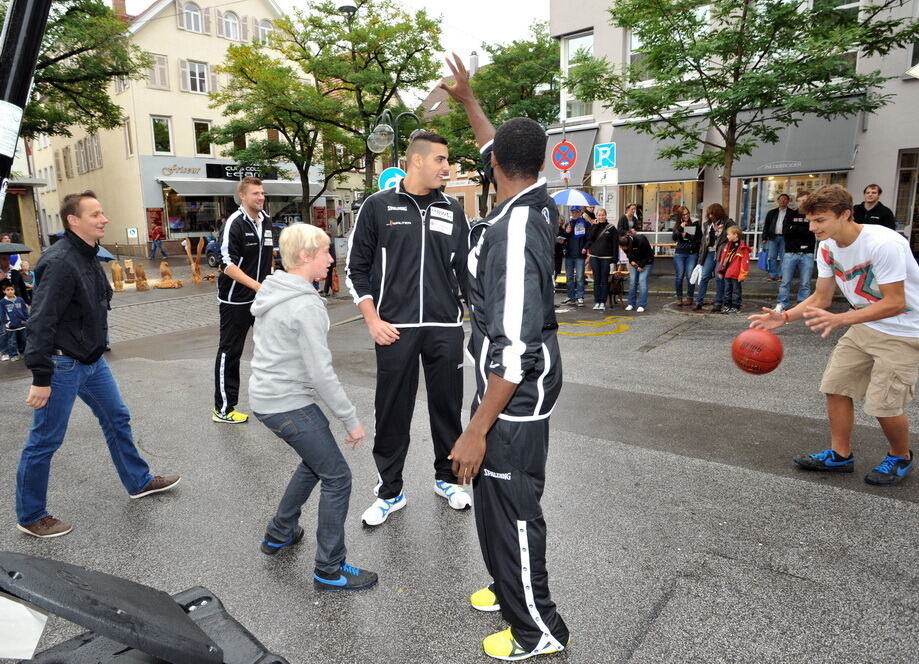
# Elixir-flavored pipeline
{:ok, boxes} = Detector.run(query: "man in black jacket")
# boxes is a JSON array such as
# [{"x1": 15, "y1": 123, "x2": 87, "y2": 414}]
[
  {"x1": 775, "y1": 190, "x2": 817, "y2": 311},
  {"x1": 443, "y1": 54, "x2": 569, "y2": 662},
  {"x1": 345, "y1": 131, "x2": 470, "y2": 526},
  {"x1": 212, "y1": 177, "x2": 274, "y2": 423},
  {"x1": 854, "y1": 184, "x2": 897, "y2": 231},
  {"x1": 762, "y1": 193, "x2": 791, "y2": 280},
  {"x1": 16, "y1": 191, "x2": 179, "y2": 538}
]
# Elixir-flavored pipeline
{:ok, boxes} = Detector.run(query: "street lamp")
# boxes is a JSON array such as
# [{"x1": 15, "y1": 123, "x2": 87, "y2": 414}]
[
  {"x1": 366, "y1": 109, "x2": 421, "y2": 169},
  {"x1": 337, "y1": 0, "x2": 356, "y2": 17}
]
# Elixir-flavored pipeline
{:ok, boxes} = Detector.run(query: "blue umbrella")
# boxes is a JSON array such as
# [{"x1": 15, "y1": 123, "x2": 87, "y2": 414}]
[
  {"x1": 96, "y1": 245, "x2": 116, "y2": 262},
  {"x1": 551, "y1": 189, "x2": 599, "y2": 207}
]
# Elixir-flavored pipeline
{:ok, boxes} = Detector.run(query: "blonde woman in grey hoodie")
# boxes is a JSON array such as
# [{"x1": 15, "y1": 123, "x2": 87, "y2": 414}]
[{"x1": 248, "y1": 223, "x2": 377, "y2": 591}]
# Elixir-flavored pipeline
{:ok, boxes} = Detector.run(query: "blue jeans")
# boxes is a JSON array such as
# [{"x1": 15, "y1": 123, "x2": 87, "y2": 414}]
[
  {"x1": 148, "y1": 239, "x2": 168, "y2": 260},
  {"x1": 767, "y1": 236, "x2": 785, "y2": 279},
  {"x1": 16, "y1": 355, "x2": 153, "y2": 525},
  {"x1": 673, "y1": 253, "x2": 697, "y2": 300},
  {"x1": 694, "y1": 253, "x2": 717, "y2": 305},
  {"x1": 3, "y1": 328, "x2": 25, "y2": 356},
  {"x1": 723, "y1": 278, "x2": 742, "y2": 308},
  {"x1": 255, "y1": 404, "x2": 352, "y2": 574},
  {"x1": 627, "y1": 263, "x2": 653, "y2": 308},
  {"x1": 590, "y1": 257, "x2": 612, "y2": 304},
  {"x1": 777, "y1": 252, "x2": 814, "y2": 307},
  {"x1": 565, "y1": 257, "x2": 585, "y2": 300}
]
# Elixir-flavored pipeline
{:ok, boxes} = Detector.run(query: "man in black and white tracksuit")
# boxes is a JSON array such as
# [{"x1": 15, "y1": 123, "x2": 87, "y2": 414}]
[
  {"x1": 346, "y1": 131, "x2": 470, "y2": 526},
  {"x1": 213, "y1": 177, "x2": 274, "y2": 424},
  {"x1": 441, "y1": 55, "x2": 569, "y2": 661}
]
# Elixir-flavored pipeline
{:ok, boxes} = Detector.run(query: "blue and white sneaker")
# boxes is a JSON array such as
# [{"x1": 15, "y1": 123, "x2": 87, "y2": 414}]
[
  {"x1": 313, "y1": 562, "x2": 378, "y2": 592},
  {"x1": 865, "y1": 451, "x2": 913, "y2": 486},
  {"x1": 793, "y1": 448, "x2": 854, "y2": 473},
  {"x1": 360, "y1": 494, "x2": 406, "y2": 526},
  {"x1": 260, "y1": 525, "x2": 304, "y2": 555},
  {"x1": 434, "y1": 480, "x2": 472, "y2": 510}
]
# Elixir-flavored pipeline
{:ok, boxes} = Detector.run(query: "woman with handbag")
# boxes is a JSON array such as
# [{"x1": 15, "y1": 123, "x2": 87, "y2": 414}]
[
  {"x1": 585, "y1": 208, "x2": 619, "y2": 310},
  {"x1": 672, "y1": 207, "x2": 701, "y2": 306}
]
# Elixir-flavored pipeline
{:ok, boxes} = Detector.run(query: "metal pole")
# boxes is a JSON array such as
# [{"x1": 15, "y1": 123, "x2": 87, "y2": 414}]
[
  {"x1": 0, "y1": 0, "x2": 54, "y2": 216},
  {"x1": 393, "y1": 111, "x2": 420, "y2": 171}
]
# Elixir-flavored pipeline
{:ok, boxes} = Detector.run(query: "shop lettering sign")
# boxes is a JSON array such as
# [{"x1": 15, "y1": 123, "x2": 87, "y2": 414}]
[{"x1": 161, "y1": 165, "x2": 202, "y2": 176}]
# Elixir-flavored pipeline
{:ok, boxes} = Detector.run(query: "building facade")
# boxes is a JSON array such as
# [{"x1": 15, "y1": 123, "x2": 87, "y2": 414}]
[
  {"x1": 31, "y1": 0, "x2": 324, "y2": 256},
  {"x1": 549, "y1": 0, "x2": 919, "y2": 255}
]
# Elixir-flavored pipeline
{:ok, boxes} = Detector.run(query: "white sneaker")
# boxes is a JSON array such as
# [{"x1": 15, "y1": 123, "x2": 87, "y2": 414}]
[
  {"x1": 598, "y1": 303, "x2": 606, "y2": 311},
  {"x1": 0, "y1": 354, "x2": 9, "y2": 361},
  {"x1": 434, "y1": 480, "x2": 472, "y2": 510},
  {"x1": 360, "y1": 494, "x2": 406, "y2": 526},
  {"x1": 774, "y1": 303, "x2": 784, "y2": 312},
  {"x1": 624, "y1": 305, "x2": 634, "y2": 311},
  {"x1": 576, "y1": 298, "x2": 584, "y2": 305},
  {"x1": 592, "y1": 303, "x2": 599, "y2": 310},
  {"x1": 637, "y1": 306, "x2": 645, "y2": 313}
]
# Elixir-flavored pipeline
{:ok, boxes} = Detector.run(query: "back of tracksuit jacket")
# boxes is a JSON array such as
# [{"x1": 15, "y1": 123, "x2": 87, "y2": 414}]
[{"x1": 467, "y1": 179, "x2": 562, "y2": 420}]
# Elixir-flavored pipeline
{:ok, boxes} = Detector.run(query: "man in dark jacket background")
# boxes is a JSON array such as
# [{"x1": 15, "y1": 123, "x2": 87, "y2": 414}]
[
  {"x1": 17, "y1": 191, "x2": 179, "y2": 539},
  {"x1": 854, "y1": 184, "x2": 897, "y2": 231},
  {"x1": 762, "y1": 193, "x2": 791, "y2": 281}
]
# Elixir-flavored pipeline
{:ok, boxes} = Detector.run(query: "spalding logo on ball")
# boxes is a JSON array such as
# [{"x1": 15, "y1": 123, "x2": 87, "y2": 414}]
[{"x1": 731, "y1": 329, "x2": 783, "y2": 375}]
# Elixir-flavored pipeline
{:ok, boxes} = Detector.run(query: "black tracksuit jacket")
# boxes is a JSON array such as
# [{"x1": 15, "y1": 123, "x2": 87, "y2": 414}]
[
  {"x1": 216, "y1": 207, "x2": 274, "y2": 304},
  {"x1": 24, "y1": 231, "x2": 112, "y2": 387},
  {"x1": 345, "y1": 181, "x2": 468, "y2": 326}
]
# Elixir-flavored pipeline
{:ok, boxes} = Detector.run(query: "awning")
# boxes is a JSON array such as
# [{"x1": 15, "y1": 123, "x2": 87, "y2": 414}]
[
  {"x1": 540, "y1": 127, "x2": 598, "y2": 188},
  {"x1": 157, "y1": 178, "x2": 323, "y2": 199},
  {"x1": 612, "y1": 123, "x2": 701, "y2": 185},
  {"x1": 731, "y1": 113, "x2": 858, "y2": 178}
]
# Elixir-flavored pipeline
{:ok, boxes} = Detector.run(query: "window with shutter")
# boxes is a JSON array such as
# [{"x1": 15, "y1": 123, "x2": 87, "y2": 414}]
[
  {"x1": 216, "y1": 9, "x2": 224, "y2": 37},
  {"x1": 187, "y1": 61, "x2": 207, "y2": 93},
  {"x1": 240, "y1": 15, "x2": 249, "y2": 41},
  {"x1": 175, "y1": 0, "x2": 185, "y2": 30},
  {"x1": 54, "y1": 152, "x2": 62, "y2": 180},
  {"x1": 147, "y1": 54, "x2": 169, "y2": 90},
  {"x1": 75, "y1": 140, "x2": 85, "y2": 174},
  {"x1": 208, "y1": 65, "x2": 219, "y2": 93},
  {"x1": 223, "y1": 12, "x2": 240, "y2": 40},
  {"x1": 202, "y1": 7, "x2": 211, "y2": 34},
  {"x1": 179, "y1": 59, "x2": 189, "y2": 92},
  {"x1": 62, "y1": 147, "x2": 73, "y2": 179},
  {"x1": 184, "y1": 2, "x2": 202, "y2": 33}
]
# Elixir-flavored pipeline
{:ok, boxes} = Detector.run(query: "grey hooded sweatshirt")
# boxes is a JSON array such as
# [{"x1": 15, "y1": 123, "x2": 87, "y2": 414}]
[{"x1": 248, "y1": 271, "x2": 360, "y2": 430}]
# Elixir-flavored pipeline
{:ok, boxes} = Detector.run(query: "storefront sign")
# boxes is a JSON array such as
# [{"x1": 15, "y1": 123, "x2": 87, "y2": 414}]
[
  {"x1": 206, "y1": 163, "x2": 266, "y2": 180},
  {"x1": 161, "y1": 164, "x2": 202, "y2": 176}
]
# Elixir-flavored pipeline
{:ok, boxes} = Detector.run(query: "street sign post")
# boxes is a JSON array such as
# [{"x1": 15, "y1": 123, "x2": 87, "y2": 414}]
[
  {"x1": 593, "y1": 143, "x2": 617, "y2": 169},
  {"x1": 551, "y1": 141, "x2": 577, "y2": 171}
]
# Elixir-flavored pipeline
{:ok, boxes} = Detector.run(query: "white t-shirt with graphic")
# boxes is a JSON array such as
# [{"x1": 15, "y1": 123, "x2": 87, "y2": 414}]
[{"x1": 816, "y1": 224, "x2": 919, "y2": 337}]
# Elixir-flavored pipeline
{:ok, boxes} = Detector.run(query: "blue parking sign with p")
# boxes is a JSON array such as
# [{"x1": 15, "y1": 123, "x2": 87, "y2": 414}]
[{"x1": 593, "y1": 143, "x2": 616, "y2": 169}]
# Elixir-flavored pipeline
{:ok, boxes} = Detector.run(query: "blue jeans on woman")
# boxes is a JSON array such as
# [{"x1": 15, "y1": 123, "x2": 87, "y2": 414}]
[
  {"x1": 16, "y1": 355, "x2": 154, "y2": 525},
  {"x1": 590, "y1": 256, "x2": 612, "y2": 305},
  {"x1": 673, "y1": 253, "x2": 698, "y2": 300},
  {"x1": 628, "y1": 263, "x2": 654, "y2": 308},
  {"x1": 255, "y1": 404, "x2": 352, "y2": 575},
  {"x1": 565, "y1": 257, "x2": 586, "y2": 301},
  {"x1": 694, "y1": 253, "x2": 717, "y2": 306}
]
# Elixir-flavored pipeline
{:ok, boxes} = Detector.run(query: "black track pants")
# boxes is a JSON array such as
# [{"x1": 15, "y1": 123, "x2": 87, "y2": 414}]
[
  {"x1": 214, "y1": 302, "x2": 254, "y2": 414},
  {"x1": 372, "y1": 326, "x2": 463, "y2": 499},
  {"x1": 473, "y1": 417, "x2": 569, "y2": 652}
]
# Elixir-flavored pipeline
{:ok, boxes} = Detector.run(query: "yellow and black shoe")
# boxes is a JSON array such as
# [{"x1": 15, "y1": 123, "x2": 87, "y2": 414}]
[
  {"x1": 470, "y1": 585, "x2": 501, "y2": 612},
  {"x1": 212, "y1": 408, "x2": 249, "y2": 423},
  {"x1": 482, "y1": 628, "x2": 567, "y2": 661}
]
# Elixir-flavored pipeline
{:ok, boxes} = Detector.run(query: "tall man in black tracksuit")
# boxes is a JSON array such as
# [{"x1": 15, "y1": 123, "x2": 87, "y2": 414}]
[
  {"x1": 442, "y1": 56, "x2": 569, "y2": 661},
  {"x1": 346, "y1": 132, "x2": 470, "y2": 526},
  {"x1": 213, "y1": 177, "x2": 274, "y2": 423}
]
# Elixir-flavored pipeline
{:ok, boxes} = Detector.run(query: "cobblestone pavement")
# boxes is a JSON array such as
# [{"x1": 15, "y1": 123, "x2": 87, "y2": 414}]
[{"x1": 108, "y1": 293, "x2": 218, "y2": 344}]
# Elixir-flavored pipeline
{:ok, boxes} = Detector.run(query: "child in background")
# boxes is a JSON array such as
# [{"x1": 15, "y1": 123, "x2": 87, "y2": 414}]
[
  {"x1": 718, "y1": 225, "x2": 750, "y2": 314},
  {"x1": 1, "y1": 282, "x2": 29, "y2": 361},
  {"x1": 19, "y1": 260, "x2": 35, "y2": 292},
  {"x1": 248, "y1": 223, "x2": 377, "y2": 591}
]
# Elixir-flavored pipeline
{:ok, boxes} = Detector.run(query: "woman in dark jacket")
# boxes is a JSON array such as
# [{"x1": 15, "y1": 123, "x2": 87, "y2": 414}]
[
  {"x1": 692, "y1": 203, "x2": 737, "y2": 312},
  {"x1": 672, "y1": 207, "x2": 701, "y2": 305},
  {"x1": 617, "y1": 203, "x2": 640, "y2": 235},
  {"x1": 619, "y1": 233, "x2": 654, "y2": 312},
  {"x1": 585, "y1": 208, "x2": 618, "y2": 311}
]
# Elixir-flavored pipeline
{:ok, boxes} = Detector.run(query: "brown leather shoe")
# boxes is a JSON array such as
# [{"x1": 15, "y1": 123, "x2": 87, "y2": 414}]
[
  {"x1": 17, "y1": 516, "x2": 73, "y2": 538},
  {"x1": 130, "y1": 474, "x2": 181, "y2": 499}
]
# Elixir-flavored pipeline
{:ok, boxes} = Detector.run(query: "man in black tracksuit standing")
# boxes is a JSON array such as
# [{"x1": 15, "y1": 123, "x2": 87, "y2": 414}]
[
  {"x1": 346, "y1": 131, "x2": 470, "y2": 526},
  {"x1": 442, "y1": 56, "x2": 569, "y2": 661},
  {"x1": 213, "y1": 177, "x2": 274, "y2": 423}
]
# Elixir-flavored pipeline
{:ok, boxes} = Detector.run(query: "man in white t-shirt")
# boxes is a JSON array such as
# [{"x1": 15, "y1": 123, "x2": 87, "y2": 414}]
[{"x1": 749, "y1": 184, "x2": 917, "y2": 486}]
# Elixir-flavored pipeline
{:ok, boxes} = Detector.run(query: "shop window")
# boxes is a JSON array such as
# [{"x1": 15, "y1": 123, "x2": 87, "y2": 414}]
[
  {"x1": 562, "y1": 32, "x2": 593, "y2": 120},
  {"x1": 151, "y1": 116, "x2": 173, "y2": 154},
  {"x1": 194, "y1": 120, "x2": 212, "y2": 156}
]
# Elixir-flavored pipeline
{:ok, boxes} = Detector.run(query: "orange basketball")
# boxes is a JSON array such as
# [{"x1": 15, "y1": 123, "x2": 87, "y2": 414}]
[{"x1": 731, "y1": 329, "x2": 783, "y2": 375}]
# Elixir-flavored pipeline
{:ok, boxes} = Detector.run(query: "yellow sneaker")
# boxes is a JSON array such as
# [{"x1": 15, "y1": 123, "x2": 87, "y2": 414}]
[
  {"x1": 482, "y1": 628, "x2": 567, "y2": 661},
  {"x1": 212, "y1": 408, "x2": 249, "y2": 423},
  {"x1": 470, "y1": 586, "x2": 501, "y2": 612}
]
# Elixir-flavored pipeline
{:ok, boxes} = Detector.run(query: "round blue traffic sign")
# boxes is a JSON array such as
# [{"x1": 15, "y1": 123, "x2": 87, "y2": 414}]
[{"x1": 378, "y1": 167, "x2": 406, "y2": 191}]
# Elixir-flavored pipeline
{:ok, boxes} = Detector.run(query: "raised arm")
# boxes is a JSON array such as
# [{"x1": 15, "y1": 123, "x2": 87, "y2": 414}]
[{"x1": 439, "y1": 53, "x2": 495, "y2": 148}]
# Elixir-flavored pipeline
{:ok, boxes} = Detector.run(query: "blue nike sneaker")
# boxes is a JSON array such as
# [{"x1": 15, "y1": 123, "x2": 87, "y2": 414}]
[
  {"x1": 864, "y1": 451, "x2": 913, "y2": 486},
  {"x1": 793, "y1": 448, "x2": 855, "y2": 472},
  {"x1": 260, "y1": 525, "x2": 304, "y2": 555},
  {"x1": 313, "y1": 562, "x2": 378, "y2": 592}
]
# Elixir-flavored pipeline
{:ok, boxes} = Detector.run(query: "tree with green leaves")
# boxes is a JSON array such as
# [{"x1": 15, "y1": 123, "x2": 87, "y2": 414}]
[
  {"x1": 208, "y1": 43, "x2": 365, "y2": 222},
  {"x1": 0, "y1": 0, "x2": 150, "y2": 138},
  {"x1": 271, "y1": 0, "x2": 443, "y2": 192},
  {"x1": 567, "y1": 0, "x2": 919, "y2": 206},
  {"x1": 432, "y1": 22, "x2": 559, "y2": 217}
]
